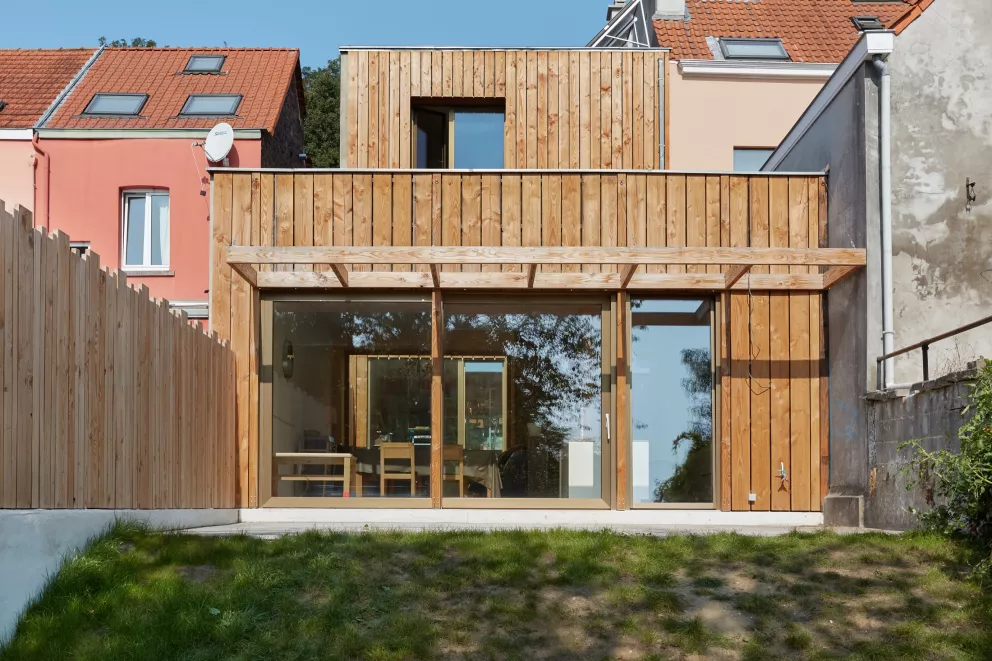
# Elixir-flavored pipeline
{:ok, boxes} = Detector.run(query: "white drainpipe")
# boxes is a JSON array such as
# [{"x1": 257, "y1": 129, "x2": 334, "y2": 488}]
[{"x1": 873, "y1": 54, "x2": 895, "y2": 388}]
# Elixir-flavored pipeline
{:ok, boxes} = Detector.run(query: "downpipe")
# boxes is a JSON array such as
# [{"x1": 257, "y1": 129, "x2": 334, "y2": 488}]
[{"x1": 873, "y1": 54, "x2": 895, "y2": 388}]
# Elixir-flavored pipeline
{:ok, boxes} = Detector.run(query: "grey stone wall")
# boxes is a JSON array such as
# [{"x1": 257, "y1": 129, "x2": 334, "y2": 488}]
[
  {"x1": 864, "y1": 367, "x2": 975, "y2": 531},
  {"x1": 262, "y1": 74, "x2": 306, "y2": 168},
  {"x1": 889, "y1": 0, "x2": 992, "y2": 383}
]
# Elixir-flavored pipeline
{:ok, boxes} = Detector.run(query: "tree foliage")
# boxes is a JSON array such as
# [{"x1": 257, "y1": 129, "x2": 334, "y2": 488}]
[
  {"x1": 302, "y1": 59, "x2": 341, "y2": 167},
  {"x1": 98, "y1": 37, "x2": 158, "y2": 47},
  {"x1": 653, "y1": 347, "x2": 713, "y2": 503},
  {"x1": 903, "y1": 359, "x2": 992, "y2": 577}
]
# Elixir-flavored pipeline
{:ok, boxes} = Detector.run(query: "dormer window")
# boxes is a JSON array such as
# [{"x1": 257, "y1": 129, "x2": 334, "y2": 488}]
[
  {"x1": 178, "y1": 94, "x2": 242, "y2": 117},
  {"x1": 184, "y1": 55, "x2": 226, "y2": 74},
  {"x1": 852, "y1": 16, "x2": 885, "y2": 31},
  {"x1": 719, "y1": 38, "x2": 791, "y2": 61},
  {"x1": 82, "y1": 93, "x2": 148, "y2": 117}
]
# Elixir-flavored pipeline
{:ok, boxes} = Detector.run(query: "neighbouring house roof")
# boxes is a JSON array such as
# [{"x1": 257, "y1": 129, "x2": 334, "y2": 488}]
[
  {"x1": 45, "y1": 48, "x2": 303, "y2": 133},
  {"x1": 654, "y1": 0, "x2": 932, "y2": 62},
  {"x1": 0, "y1": 49, "x2": 96, "y2": 128}
]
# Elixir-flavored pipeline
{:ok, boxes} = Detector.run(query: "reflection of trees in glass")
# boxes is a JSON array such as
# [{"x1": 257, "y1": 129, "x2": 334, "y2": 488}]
[
  {"x1": 446, "y1": 312, "x2": 601, "y2": 495},
  {"x1": 653, "y1": 347, "x2": 713, "y2": 503}
]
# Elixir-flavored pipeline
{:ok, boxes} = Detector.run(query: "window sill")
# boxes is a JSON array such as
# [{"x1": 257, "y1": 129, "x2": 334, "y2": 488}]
[{"x1": 122, "y1": 268, "x2": 175, "y2": 277}]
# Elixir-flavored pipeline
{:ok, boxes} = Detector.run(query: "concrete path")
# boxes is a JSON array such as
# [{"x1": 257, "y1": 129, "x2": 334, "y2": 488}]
[{"x1": 183, "y1": 521, "x2": 828, "y2": 538}]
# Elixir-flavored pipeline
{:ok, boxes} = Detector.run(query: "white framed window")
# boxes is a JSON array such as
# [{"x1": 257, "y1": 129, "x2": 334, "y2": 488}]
[{"x1": 122, "y1": 190, "x2": 170, "y2": 270}]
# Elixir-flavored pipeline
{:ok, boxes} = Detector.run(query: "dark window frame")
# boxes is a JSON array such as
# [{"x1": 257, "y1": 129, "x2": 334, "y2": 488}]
[
  {"x1": 410, "y1": 100, "x2": 506, "y2": 169},
  {"x1": 82, "y1": 93, "x2": 149, "y2": 117},
  {"x1": 178, "y1": 93, "x2": 243, "y2": 117},
  {"x1": 852, "y1": 15, "x2": 885, "y2": 31}
]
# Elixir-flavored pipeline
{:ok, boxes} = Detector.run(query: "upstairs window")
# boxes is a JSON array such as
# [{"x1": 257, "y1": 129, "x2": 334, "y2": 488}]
[
  {"x1": 122, "y1": 190, "x2": 170, "y2": 270},
  {"x1": 852, "y1": 16, "x2": 885, "y2": 31},
  {"x1": 184, "y1": 54, "x2": 226, "y2": 73},
  {"x1": 83, "y1": 93, "x2": 148, "y2": 117},
  {"x1": 179, "y1": 94, "x2": 242, "y2": 117},
  {"x1": 733, "y1": 148, "x2": 774, "y2": 172},
  {"x1": 719, "y1": 38, "x2": 790, "y2": 61},
  {"x1": 412, "y1": 104, "x2": 505, "y2": 169}
]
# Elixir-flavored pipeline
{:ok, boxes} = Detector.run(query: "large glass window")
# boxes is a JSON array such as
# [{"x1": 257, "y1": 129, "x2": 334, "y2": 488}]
[
  {"x1": 443, "y1": 300, "x2": 607, "y2": 501},
  {"x1": 630, "y1": 299, "x2": 714, "y2": 505},
  {"x1": 412, "y1": 106, "x2": 505, "y2": 168},
  {"x1": 269, "y1": 299, "x2": 432, "y2": 499}
]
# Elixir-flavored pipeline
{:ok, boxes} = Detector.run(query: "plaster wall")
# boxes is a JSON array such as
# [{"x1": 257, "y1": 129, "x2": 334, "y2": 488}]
[
  {"x1": 667, "y1": 61, "x2": 824, "y2": 170},
  {"x1": 0, "y1": 509, "x2": 238, "y2": 644},
  {"x1": 772, "y1": 66, "x2": 882, "y2": 498},
  {"x1": 40, "y1": 137, "x2": 261, "y2": 303},
  {"x1": 0, "y1": 140, "x2": 36, "y2": 213},
  {"x1": 889, "y1": 0, "x2": 992, "y2": 383}
]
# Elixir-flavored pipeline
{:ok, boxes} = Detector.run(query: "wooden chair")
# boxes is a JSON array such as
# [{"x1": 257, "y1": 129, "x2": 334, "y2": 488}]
[
  {"x1": 443, "y1": 444, "x2": 465, "y2": 497},
  {"x1": 379, "y1": 442, "x2": 416, "y2": 496}
]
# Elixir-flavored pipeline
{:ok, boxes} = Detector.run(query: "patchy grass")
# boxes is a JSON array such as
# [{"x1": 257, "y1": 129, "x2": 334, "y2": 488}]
[{"x1": 2, "y1": 523, "x2": 991, "y2": 660}]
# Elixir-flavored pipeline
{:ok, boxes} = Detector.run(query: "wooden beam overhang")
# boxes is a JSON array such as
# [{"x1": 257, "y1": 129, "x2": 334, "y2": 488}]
[{"x1": 226, "y1": 246, "x2": 866, "y2": 292}]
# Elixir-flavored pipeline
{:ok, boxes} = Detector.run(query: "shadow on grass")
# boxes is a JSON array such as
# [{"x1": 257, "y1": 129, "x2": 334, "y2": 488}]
[{"x1": 2, "y1": 524, "x2": 990, "y2": 660}]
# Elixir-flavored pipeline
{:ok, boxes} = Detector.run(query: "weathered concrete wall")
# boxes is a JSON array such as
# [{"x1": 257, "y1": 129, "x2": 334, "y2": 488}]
[
  {"x1": 0, "y1": 509, "x2": 238, "y2": 644},
  {"x1": 772, "y1": 66, "x2": 882, "y2": 508},
  {"x1": 890, "y1": 0, "x2": 992, "y2": 383},
  {"x1": 864, "y1": 367, "x2": 974, "y2": 531}
]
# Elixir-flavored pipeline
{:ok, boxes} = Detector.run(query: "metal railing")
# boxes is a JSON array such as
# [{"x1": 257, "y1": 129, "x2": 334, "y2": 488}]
[{"x1": 876, "y1": 314, "x2": 992, "y2": 386}]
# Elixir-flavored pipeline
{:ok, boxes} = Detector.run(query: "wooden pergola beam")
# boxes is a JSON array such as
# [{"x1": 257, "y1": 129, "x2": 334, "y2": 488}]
[
  {"x1": 251, "y1": 271, "x2": 830, "y2": 291},
  {"x1": 619, "y1": 263, "x2": 638, "y2": 289},
  {"x1": 724, "y1": 264, "x2": 752, "y2": 290},
  {"x1": 430, "y1": 264, "x2": 441, "y2": 288},
  {"x1": 227, "y1": 246, "x2": 866, "y2": 267},
  {"x1": 821, "y1": 265, "x2": 861, "y2": 289},
  {"x1": 329, "y1": 264, "x2": 349, "y2": 287},
  {"x1": 229, "y1": 263, "x2": 258, "y2": 289}
]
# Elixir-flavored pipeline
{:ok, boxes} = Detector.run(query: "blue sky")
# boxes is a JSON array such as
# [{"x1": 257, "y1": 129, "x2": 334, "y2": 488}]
[{"x1": 4, "y1": 0, "x2": 612, "y2": 67}]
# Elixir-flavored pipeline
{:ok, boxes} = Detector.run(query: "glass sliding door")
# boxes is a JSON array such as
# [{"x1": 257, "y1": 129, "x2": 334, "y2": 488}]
[
  {"x1": 442, "y1": 298, "x2": 611, "y2": 505},
  {"x1": 263, "y1": 297, "x2": 433, "y2": 504},
  {"x1": 629, "y1": 299, "x2": 715, "y2": 506}
]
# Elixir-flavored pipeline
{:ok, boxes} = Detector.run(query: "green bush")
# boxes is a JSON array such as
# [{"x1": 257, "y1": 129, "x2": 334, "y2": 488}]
[{"x1": 902, "y1": 359, "x2": 992, "y2": 576}]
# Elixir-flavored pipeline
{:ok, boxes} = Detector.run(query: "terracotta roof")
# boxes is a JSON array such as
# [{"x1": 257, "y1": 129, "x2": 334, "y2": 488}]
[
  {"x1": 0, "y1": 49, "x2": 95, "y2": 128},
  {"x1": 654, "y1": 0, "x2": 928, "y2": 63},
  {"x1": 46, "y1": 48, "x2": 301, "y2": 132}
]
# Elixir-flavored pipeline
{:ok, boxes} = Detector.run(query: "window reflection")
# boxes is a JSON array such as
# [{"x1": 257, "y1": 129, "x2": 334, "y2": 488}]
[{"x1": 630, "y1": 299, "x2": 714, "y2": 504}]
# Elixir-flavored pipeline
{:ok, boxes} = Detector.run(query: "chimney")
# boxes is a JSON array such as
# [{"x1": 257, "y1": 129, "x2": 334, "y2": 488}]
[
  {"x1": 606, "y1": 0, "x2": 627, "y2": 22},
  {"x1": 654, "y1": 0, "x2": 687, "y2": 20}
]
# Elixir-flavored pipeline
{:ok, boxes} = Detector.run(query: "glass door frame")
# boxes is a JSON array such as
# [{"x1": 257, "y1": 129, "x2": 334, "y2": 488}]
[
  {"x1": 624, "y1": 295, "x2": 721, "y2": 510},
  {"x1": 259, "y1": 293, "x2": 435, "y2": 509},
  {"x1": 439, "y1": 293, "x2": 615, "y2": 510}
]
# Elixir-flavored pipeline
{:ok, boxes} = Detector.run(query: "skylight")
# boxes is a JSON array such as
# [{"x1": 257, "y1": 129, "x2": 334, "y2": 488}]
[
  {"x1": 719, "y1": 38, "x2": 791, "y2": 61},
  {"x1": 184, "y1": 55, "x2": 226, "y2": 73},
  {"x1": 852, "y1": 15, "x2": 885, "y2": 31},
  {"x1": 178, "y1": 94, "x2": 242, "y2": 117},
  {"x1": 83, "y1": 93, "x2": 148, "y2": 116}
]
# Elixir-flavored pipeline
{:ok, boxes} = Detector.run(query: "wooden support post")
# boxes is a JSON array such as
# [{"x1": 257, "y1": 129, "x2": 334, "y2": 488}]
[
  {"x1": 430, "y1": 264, "x2": 441, "y2": 288},
  {"x1": 724, "y1": 264, "x2": 752, "y2": 290},
  {"x1": 616, "y1": 291, "x2": 628, "y2": 510},
  {"x1": 329, "y1": 264, "x2": 349, "y2": 287},
  {"x1": 821, "y1": 265, "x2": 859, "y2": 289},
  {"x1": 619, "y1": 263, "x2": 638, "y2": 289},
  {"x1": 527, "y1": 263, "x2": 537, "y2": 288},
  {"x1": 430, "y1": 290, "x2": 443, "y2": 507}
]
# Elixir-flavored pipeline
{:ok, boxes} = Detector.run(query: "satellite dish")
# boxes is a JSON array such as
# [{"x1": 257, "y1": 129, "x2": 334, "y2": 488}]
[{"x1": 203, "y1": 122, "x2": 234, "y2": 162}]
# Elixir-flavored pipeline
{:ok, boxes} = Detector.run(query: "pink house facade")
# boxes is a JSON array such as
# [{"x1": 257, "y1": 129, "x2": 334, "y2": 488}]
[{"x1": 2, "y1": 46, "x2": 305, "y2": 316}]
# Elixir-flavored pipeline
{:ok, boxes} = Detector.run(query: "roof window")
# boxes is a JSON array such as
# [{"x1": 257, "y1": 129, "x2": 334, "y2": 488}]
[
  {"x1": 82, "y1": 93, "x2": 148, "y2": 117},
  {"x1": 852, "y1": 15, "x2": 885, "y2": 31},
  {"x1": 178, "y1": 94, "x2": 242, "y2": 117},
  {"x1": 0, "y1": 100, "x2": 6, "y2": 112},
  {"x1": 184, "y1": 55, "x2": 226, "y2": 74},
  {"x1": 718, "y1": 38, "x2": 791, "y2": 61}
]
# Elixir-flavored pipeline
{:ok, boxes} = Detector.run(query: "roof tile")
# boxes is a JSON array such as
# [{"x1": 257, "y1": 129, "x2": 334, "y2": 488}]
[
  {"x1": 0, "y1": 49, "x2": 95, "y2": 128},
  {"x1": 655, "y1": 0, "x2": 918, "y2": 62},
  {"x1": 46, "y1": 47, "x2": 300, "y2": 132}
]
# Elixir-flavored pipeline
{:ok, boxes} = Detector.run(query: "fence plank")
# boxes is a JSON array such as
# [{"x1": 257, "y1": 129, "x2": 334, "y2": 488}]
[{"x1": 16, "y1": 210, "x2": 35, "y2": 507}]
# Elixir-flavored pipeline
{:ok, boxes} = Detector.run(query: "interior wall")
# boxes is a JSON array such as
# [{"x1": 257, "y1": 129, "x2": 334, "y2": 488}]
[
  {"x1": 341, "y1": 49, "x2": 665, "y2": 170},
  {"x1": 210, "y1": 170, "x2": 827, "y2": 512}
]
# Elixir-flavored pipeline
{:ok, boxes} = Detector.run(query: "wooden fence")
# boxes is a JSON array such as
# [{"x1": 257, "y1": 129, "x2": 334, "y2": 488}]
[{"x1": 0, "y1": 200, "x2": 236, "y2": 509}]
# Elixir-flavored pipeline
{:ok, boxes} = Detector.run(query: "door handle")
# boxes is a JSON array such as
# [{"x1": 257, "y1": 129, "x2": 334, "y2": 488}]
[{"x1": 605, "y1": 413, "x2": 611, "y2": 443}]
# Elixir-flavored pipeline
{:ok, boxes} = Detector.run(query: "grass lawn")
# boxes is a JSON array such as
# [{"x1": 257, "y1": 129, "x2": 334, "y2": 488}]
[{"x1": 3, "y1": 524, "x2": 991, "y2": 661}]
